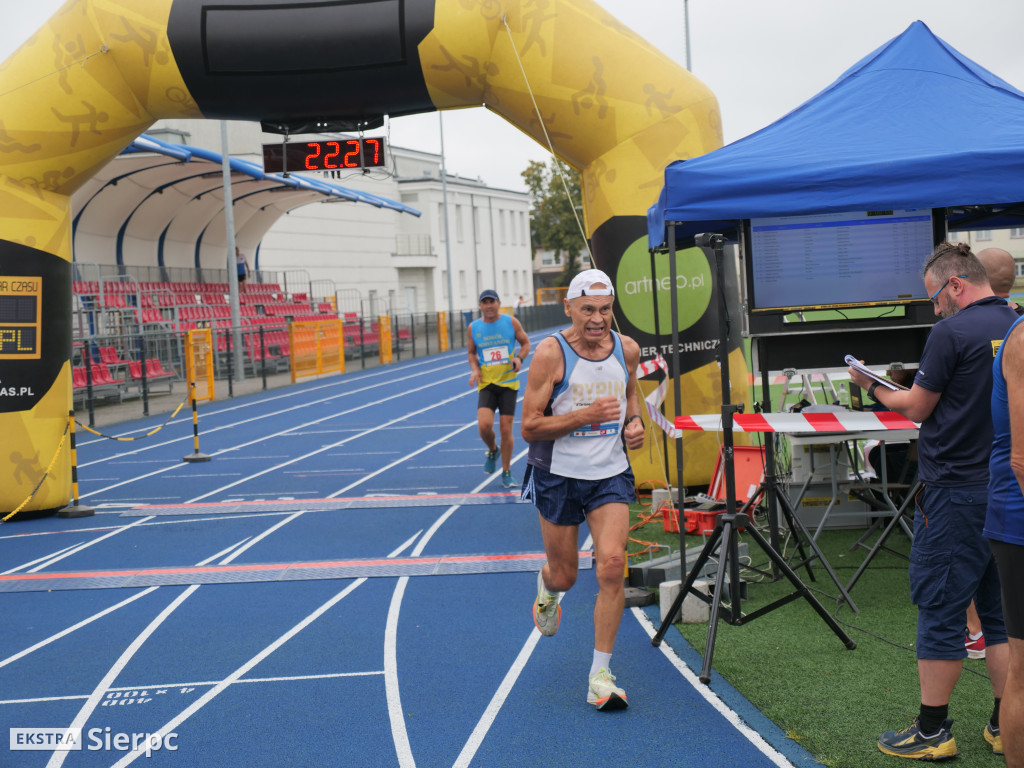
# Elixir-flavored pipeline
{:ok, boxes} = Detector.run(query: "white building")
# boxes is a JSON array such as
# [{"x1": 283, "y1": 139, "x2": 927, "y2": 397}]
[
  {"x1": 147, "y1": 119, "x2": 534, "y2": 316},
  {"x1": 948, "y1": 226, "x2": 1024, "y2": 284}
]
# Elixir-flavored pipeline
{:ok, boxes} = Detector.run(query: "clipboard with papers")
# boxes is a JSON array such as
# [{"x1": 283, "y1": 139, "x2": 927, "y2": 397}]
[{"x1": 844, "y1": 355, "x2": 911, "y2": 391}]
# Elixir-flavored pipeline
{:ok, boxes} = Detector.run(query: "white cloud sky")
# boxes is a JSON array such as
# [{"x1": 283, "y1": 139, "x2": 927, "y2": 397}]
[{"x1": 2, "y1": 0, "x2": 1022, "y2": 191}]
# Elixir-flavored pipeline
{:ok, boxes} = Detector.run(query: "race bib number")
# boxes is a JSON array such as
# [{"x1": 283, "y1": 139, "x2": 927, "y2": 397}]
[
  {"x1": 482, "y1": 345, "x2": 510, "y2": 366},
  {"x1": 571, "y1": 422, "x2": 620, "y2": 438}
]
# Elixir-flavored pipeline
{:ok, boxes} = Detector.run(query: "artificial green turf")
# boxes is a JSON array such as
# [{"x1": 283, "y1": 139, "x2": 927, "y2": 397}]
[{"x1": 629, "y1": 504, "x2": 1005, "y2": 768}]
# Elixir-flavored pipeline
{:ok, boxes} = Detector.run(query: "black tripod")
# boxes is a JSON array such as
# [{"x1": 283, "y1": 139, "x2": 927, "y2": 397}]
[{"x1": 651, "y1": 233, "x2": 855, "y2": 684}]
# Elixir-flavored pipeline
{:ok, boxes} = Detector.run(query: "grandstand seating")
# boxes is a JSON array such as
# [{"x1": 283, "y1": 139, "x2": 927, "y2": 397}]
[{"x1": 128, "y1": 358, "x2": 175, "y2": 394}]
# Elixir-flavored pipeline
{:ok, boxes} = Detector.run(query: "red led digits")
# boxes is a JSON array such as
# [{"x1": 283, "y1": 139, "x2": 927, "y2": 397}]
[
  {"x1": 265, "y1": 139, "x2": 387, "y2": 173},
  {"x1": 365, "y1": 139, "x2": 381, "y2": 164},
  {"x1": 323, "y1": 141, "x2": 341, "y2": 169},
  {"x1": 304, "y1": 142, "x2": 321, "y2": 170},
  {"x1": 343, "y1": 140, "x2": 360, "y2": 168}
]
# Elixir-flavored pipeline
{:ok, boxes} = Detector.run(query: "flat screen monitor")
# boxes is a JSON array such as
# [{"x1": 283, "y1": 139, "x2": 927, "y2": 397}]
[{"x1": 747, "y1": 208, "x2": 935, "y2": 312}]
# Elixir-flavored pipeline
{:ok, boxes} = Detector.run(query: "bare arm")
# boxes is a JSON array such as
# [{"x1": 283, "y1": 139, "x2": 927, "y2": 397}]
[
  {"x1": 847, "y1": 365, "x2": 941, "y2": 423},
  {"x1": 510, "y1": 317, "x2": 531, "y2": 374},
  {"x1": 621, "y1": 335, "x2": 645, "y2": 451},
  {"x1": 467, "y1": 326, "x2": 480, "y2": 387},
  {"x1": 1005, "y1": 327, "x2": 1024, "y2": 493},
  {"x1": 520, "y1": 337, "x2": 623, "y2": 442}
]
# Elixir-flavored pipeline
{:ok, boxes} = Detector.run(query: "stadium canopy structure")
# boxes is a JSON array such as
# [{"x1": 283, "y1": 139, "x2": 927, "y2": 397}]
[
  {"x1": 648, "y1": 20, "x2": 1024, "y2": 246},
  {"x1": 71, "y1": 133, "x2": 419, "y2": 275}
]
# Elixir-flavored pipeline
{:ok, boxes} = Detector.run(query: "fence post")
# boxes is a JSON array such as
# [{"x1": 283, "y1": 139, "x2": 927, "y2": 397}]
[
  {"x1": 58, "y1": 411, "x2": 95, "y2": 518},
  {"x1": 83, "y1": 342, "x2": 96, "y2": 427},
  {"x1": 437, "y1": 311, "x2": 449, "y2": 352},
  {"x1": 182, "y1": 383, "x2": 211, "y2": 463},
  {"x1": 378, "y1": 315, "x2": 393, "y2": 365},
  {"x1": 137, "y1": 335, "x2": 150, "y2": 417},
  {"x1": 224, "y1": 328, "x2": 234, "y2": 398},
  {"x1": 259, "y1": 325, "x2": 268, "y2": 390}
]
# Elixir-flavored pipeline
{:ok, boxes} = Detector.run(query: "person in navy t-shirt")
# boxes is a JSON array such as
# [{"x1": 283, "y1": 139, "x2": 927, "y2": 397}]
[
  {"x1": 985, "y1": 311, "x2": 1024, "y2": 767},
  {"x1": 849, "y1": 242, "x2": 1018, "y2": 761}
]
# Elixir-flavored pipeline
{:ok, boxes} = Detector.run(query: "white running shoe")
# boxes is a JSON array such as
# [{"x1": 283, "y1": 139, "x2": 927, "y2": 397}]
[
  {"x1": 532, "y1": 570, "x2": 560, "y2": 636},
  {"x1": 587, "y1": 668, "x2": 628, "y2": 710}
]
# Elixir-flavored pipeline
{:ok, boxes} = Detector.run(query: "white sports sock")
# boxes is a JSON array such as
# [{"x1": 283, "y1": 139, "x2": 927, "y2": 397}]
[{"x1": 590, "y1": 650, "x2": 612, "y2": 678}]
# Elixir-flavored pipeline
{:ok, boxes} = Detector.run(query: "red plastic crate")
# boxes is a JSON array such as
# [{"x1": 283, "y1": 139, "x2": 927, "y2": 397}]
[
  {"x1": 660, "y1": 506, "x2": 735, "y2": 535},
  {"x1": 659, "y1": 445, "x2": 766, "y2": 535},
  {"x1": 661, "y1": 506, "x2": 681, "y2": 533}
]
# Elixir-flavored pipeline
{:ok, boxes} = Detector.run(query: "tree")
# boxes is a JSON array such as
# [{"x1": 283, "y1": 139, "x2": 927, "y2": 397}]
[{"x1": 522, "y1": 158, "x2": 585, "y2": 286}]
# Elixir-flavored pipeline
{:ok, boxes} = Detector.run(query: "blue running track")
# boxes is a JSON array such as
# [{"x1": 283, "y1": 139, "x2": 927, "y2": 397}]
[{"x1": 0, "y1": 331, "x2": 822, "y2": 767}]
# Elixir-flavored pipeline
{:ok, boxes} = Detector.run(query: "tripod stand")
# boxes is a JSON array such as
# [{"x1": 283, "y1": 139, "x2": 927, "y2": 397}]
[{"x1": 651, "y1": 233, "x2": 856, "y2": 683}]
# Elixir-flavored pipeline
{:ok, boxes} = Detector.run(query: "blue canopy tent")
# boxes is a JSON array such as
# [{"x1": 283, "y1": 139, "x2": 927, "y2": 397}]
[
  {"x1": 647, "y1": 20, "x2": 1024, "y2": 248},
  {"x1": 641, "y1": 23, "x2": 1024, "y2": 620}
]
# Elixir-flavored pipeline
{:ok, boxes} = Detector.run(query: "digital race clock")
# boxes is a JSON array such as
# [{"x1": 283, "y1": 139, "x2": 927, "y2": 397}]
[
  {"x1": 262, "y1": 138, "x2": 386, "y2": 173},
  {"x1": 0, "y1": 275, "x2": 41, "y2": 360}
]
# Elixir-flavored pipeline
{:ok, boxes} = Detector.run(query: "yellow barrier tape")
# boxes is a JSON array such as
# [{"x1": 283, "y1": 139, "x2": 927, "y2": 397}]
[
  {"x1": 75, "y1": 389, "x2": 191, "y2": 441},
  {"x1": 3, "y1": 420, "x2": 70, "y2": 523}
]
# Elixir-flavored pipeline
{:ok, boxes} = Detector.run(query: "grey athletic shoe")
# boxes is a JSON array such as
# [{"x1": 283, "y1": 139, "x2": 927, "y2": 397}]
[
  {"x1": 587, "y1": 668, "x2": 628, "y2": 710},
  {"x1": 532, "y1": 570, "x2": 560, "y2": 636}
]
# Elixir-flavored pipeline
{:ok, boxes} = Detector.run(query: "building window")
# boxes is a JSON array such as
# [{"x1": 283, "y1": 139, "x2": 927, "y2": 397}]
[
  {"x1": 459, "y1": 270, "x2": 467, "y2": 297},
  {"x1": 456, "y1": 205, "x2": 464, "y2": 242},
  {"x1": 441, "y1": 270, "x2": 447, "y2": 300},
  {"x1": 500, "y1": 210, "x2": 507, "y2": 244},
  {"x1": 976, "y1": 230, "x2": 992, "y2": 241},
  {"x1": 1011, "y1": 227, "x2": 1024, "y2": 239},
  {"x1": 474, "y1": 207, "x2": 481, "y2": 244},
  {"x1": 438, "y1": 204, "x2": 446, "y2": 241}
]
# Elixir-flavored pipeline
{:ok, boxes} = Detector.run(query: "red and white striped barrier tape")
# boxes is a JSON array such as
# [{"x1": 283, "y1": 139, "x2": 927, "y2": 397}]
[
  {"x1": 674, "y1": 410, "x2": 919, "y2": 434},
  {"x1": 637, "y1": 354, "x2": 919, "y2": 437},
  {"x1": 636, "y1": 354, "x2": 683, "y2": 438}
]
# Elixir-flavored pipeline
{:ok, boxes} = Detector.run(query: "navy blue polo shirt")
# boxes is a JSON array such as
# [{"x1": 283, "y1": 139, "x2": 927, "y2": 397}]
[{"x1": 914, "y1": 296, "x2": 1018, "y2": 486}]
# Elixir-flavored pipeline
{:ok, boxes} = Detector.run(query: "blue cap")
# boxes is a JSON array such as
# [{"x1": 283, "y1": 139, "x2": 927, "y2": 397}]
[{"x1": 479, "y1": 289, "x2": 500, "y2": 302}]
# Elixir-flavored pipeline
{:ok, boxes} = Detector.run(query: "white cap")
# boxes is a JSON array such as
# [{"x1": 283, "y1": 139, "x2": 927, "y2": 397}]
[{"x1": 566, "y1": 269, "x2": 614, "y2": 299}]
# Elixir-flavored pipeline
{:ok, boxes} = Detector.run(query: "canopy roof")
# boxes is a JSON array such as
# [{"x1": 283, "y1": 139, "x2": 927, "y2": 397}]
[
  {"x1": 648, "y1": 21, "x2": 1024, "y2": 246},
  {"x1": 72, "y1": 133, "x2": 419, "y2": 270}
]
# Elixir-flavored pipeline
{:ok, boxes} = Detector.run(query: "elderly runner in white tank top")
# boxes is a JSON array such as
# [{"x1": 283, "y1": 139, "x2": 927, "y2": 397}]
[{"x1": 520, "y1": 268, "x2": 645, "y2": 711}]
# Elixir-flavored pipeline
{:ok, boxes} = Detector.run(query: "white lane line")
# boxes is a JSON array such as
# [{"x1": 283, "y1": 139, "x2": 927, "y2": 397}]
[
  {"x1": 0, "y1": 671, "x2": 385, "y2": 706},
  {"x1": 45, "y1": 584, "x2": 202, "y2": 768},
  {"x1": 215, "y1": 514, "x2": 300, "y2": 564},
  {"x1": 2, "y1": 544, "x2": 81, "y2": 574},
  {"x1": 27, "y1": 516, "x2": 156, "y2": 573},
  {"x1": 0, "y1": 588, "x2": 160, "y2": 670},
  {"x1": 39, "y1": 526, "x2": 291, "y2": 768},
  {"x1": 382, "y1": 453, "x2": 529, "y2": 768},
  {"x1": 80, "y1": 371, "x2": 472, "y2": 501},
  {"x1": 77, "y1": 358, "x2": 466, "y2": 460},
  {"x1": 183, "y1": 387, "x2": 475, "y2": 504},
  {"x1": 632, "y1": 607, "x2": 797, "y2": 768},
  {"x1": 327, "y1": 421, "x2": 480, "y2": 497},
  {"x1": 77, "y1": 357, "x2": 464, "y2": 450},
  {"x1": 103, "y1": 531, "x2": 424, "y2": 768},
  {"x1": 452, "y1": 627, "x2": 542, "y2": 768},
  {"x1": 1, "y1": 535, "x2": 253, "y2": 669},
  {"x1": 385, "y1": 576, "x2": 416, "y2": 768}
]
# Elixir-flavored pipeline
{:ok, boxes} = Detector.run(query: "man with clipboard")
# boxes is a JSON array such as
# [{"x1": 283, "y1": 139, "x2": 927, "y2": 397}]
[{"x1": 849, "y1": 242, "x2": 1018, "y2": 761}]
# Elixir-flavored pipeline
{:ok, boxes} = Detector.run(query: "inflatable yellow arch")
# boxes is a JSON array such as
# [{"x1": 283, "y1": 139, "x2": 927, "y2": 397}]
[{"x1": 0, "y1": 0, "x2": 742, "y2": 514}]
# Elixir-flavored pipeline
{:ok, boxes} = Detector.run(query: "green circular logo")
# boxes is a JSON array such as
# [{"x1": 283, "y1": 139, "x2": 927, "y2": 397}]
[{"x1": 615, "y1": 237, "x2": 713, "y2": 335}]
